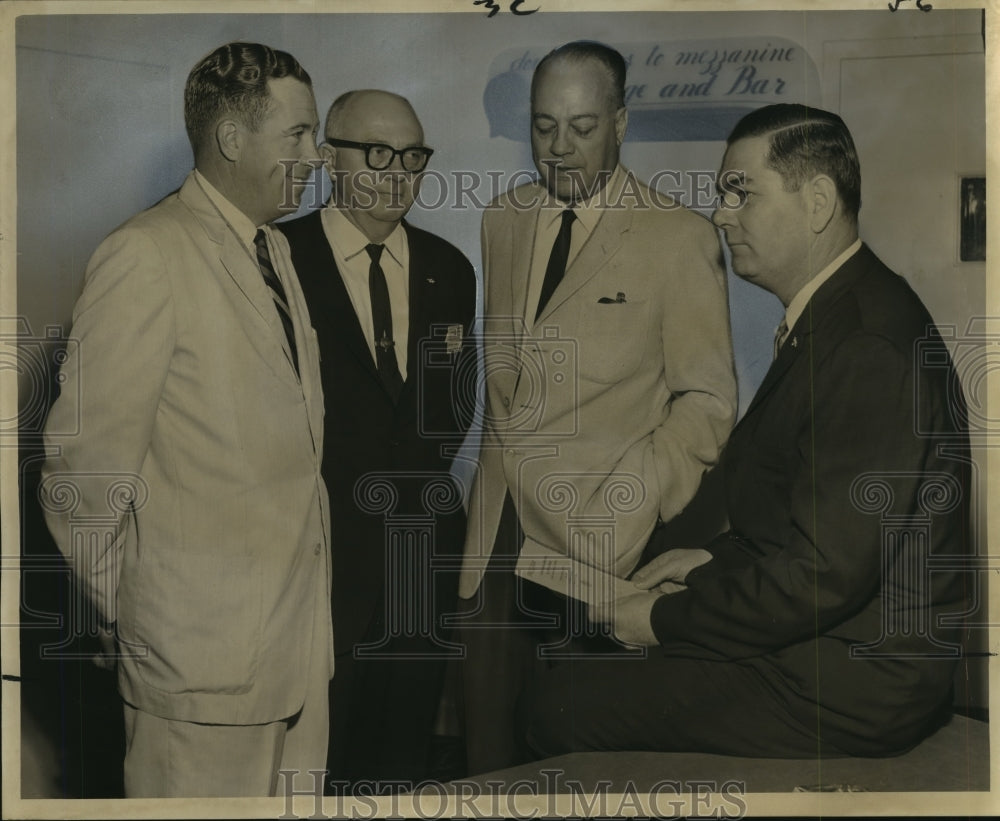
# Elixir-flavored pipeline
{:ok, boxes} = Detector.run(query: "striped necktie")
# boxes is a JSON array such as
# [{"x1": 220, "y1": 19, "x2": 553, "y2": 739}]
[{"x1": 254, "y1": 229, "x2": 299, "y2": 378}]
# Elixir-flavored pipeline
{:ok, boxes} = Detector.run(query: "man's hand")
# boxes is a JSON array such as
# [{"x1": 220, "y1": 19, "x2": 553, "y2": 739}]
[
  {"x1": 92, "y1": 623, "x2": 117, "y2": 672},
  {"x1": 590, "y1": 592, "x2": 662, "y2": 646},
  {"x1": 631, "y1": 548, "x2": 713, "y2": 591}
]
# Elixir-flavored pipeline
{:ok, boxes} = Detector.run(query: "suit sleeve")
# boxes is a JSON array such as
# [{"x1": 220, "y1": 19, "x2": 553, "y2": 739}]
[
  {"x1": 41, "y1": 226, "x2": 175, "y2": 624},
  {"x1": 650, "y1": 215, "x2": 737, "y2": 523},
  {"x1": 650, "y1": 332, "x2": 920, "y2": 659},
  {"x1": 683, "y1": 531, "x2": 762, "y2": 582},
  {"x1": 452, "y1": 247, "x2": 479, "y2": 436},
  {"x1": 473, "y1": 207, "x2": 496, "y2": 438}
]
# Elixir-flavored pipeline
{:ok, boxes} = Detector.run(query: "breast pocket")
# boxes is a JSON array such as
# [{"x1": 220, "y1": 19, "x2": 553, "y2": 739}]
[{"x1": 576, "y1": 300, "x2": 649, "y2": 384}]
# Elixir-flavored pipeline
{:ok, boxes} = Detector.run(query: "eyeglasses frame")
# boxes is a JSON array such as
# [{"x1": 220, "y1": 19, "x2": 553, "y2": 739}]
[{"x1": 323, "y1": 138, "x2": 434, "y2": 172}]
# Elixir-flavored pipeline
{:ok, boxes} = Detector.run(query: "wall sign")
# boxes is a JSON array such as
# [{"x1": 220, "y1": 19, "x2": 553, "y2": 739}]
[{"x1": 485, "y1": 37, "x2": 819, "y2": 142}]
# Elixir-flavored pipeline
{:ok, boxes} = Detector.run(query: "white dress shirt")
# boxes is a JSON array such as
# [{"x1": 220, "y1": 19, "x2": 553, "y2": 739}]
[
  {"x1": 525, "y1": 165, "x2": 626, "y2": 330},
  {"x1": 782, "y1": 238, "x2": 863, "y2": 336},
  {"x1": 194, "y1": 169, "x2": 259, "y2": 252},
  {"x1": 320, "y1": 206, "x2": 410, "y2": 378}
]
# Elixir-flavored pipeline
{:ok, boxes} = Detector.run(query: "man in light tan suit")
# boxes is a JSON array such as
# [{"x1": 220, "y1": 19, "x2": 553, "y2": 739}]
[
  {"x1": 40, "y1": 42, "x2": 332, "y2": 798},
  {"x1": 458, "y1": 40, "x2": 738, "y2": 773}
]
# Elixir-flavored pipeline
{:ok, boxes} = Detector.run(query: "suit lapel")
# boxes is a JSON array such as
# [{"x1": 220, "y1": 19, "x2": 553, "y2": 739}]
[
  {"x1": 508, "y1": 201, "x2": 539, "y2": 337},
  {"x1": 179, "y1": 175, "x2": 299, "y2": 388},
  {"x1": 736, "y1": 244, "x2": 873, "y2": 426},
  {"x1": 326, "y1": 248, "x2": 382, "y2": 385},
  {"x1": 291, "y1": 209, "x2": 382, "y2": 385},
  {"x1": 738, "y1": 334, "x2": 802, "y2": 423},
  {"x1": 273, "y1": 229, "x2": 323, "y2": 453},
  {"x1": 399, "y1": 222, "x2": 430, "y2": 406},
  {"x1": 534, "y1": 172, "x2": 633, "y2": 325},
  {"x1": 217, "y1": 232, "x2": 274, "y2": 326}
]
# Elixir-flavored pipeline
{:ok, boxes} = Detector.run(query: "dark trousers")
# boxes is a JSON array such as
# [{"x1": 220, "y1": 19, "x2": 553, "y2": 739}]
[
  {"x1": 524, "y1": 650, "x2": 849, "y2": 760},
  {"x1": 326, "y1": 646, "x2": 446, "y2": 792},
  {"x1": 326, "y1": 550, "x2": 460, "y2": 793},
  {"x1": 460, "y1": 494, "x2": 630, "y2": 776},
  {"x1": 462, "y1": 494, "x2": 847, "y2": 766},
  {"x1": 325, "y1": 525, "x2": 461, "y2": 791}
]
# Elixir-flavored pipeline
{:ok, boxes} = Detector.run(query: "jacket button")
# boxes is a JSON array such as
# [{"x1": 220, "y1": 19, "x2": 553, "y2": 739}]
[{"x1": 314, "y1": 544, "x2": 321, "y2": 556}]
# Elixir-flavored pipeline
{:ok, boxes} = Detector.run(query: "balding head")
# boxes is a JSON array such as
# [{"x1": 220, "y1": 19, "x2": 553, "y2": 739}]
[
  {"x1": 529, "y1": 42, "x2": 628, "y2": 202},
  {"x1": 531, "y1": 41, "x2": 626, "y2": 112},
  {"x1": 324, "y1": 89, "x2": 423, "y2": 144},
  {"x1": 319, "y1": 89, "x2": 429, "y2": 243}
]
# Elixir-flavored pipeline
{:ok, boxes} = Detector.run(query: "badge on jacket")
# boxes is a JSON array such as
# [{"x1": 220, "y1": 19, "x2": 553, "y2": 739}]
[{"x1": 445, "y1": 324, "x2": 463, "y2": 354}]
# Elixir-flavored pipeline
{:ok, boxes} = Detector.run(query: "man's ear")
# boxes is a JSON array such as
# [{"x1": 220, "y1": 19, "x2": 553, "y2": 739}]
[
  {"x1": 808, "y1": 174, "x2": 838, "y2": 233},
  {"x1": 615, "y1": 106, "x2": 628, "y2": 146},
  {"x1": 318, "y1": 141, "x2": 337, "y2": 172},
  {"x1": 215, "y1": 120, "x2": 241, "y2": 163}
]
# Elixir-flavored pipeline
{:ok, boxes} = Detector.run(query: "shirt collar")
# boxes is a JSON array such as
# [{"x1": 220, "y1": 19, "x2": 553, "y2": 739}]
[
  {"x1": 538, "y1": 164, "x2": 626, "y2": 236},
  {"x1": 784, "y1": 238, "x2": 863, "y2": 332},
  {"x1": 194, "y1": 169, "x2": 260, "y2": 249},
  {"x1": 324, "y1": 205, "x2": 406, "y2": 266}
]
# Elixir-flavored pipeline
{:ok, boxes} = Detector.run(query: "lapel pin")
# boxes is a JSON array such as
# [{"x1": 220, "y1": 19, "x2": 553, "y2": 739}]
[
  {"x1": 791, "y1": 337, "x2": 798, "y2": 348},
  {"x1": 426, "y1": 277, "x2": 436, "y2": 284}
]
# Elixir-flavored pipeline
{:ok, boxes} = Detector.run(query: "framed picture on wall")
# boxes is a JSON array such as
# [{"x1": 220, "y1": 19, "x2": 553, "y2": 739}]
[{"x1": 960, "y1": 174, "x2": 986, "y2": 262}]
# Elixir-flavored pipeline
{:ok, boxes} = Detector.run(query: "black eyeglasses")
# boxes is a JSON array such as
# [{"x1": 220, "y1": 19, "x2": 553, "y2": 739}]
[{"x1": 324, "y1": 138, "x2": 434, "y2": 172}]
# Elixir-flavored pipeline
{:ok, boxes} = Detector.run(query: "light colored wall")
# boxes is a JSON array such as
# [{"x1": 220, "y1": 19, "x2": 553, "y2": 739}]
[
  {"x1": 15, "y1": 9, "x2": 988, "y2": 708},
  {"x1": 15, "y1": 9, "x2": 985, "y2": 409}
]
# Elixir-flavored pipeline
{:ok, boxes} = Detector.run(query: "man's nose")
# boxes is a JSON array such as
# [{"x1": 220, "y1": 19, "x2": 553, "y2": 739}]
[
  {"x1": 301, "y1": 134, "x2": 320, "y2": 164},
  {"x1": 550, "y1": 128, "x2": 573, "y2": 156},
  {"x1": 711, "y1": 204, "x2": 733, "y2": 229},
  {"x1": 379, "y1": 150, "x2": 410, "y2": 176}
]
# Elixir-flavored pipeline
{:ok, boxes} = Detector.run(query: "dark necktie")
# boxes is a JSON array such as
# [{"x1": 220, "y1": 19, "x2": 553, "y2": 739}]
[
  {"x1": 773, "y1": 318, "x2": 789, "y2": 360},
  {"x1": 535, "y1": 209, "x2": 576, "y2": 321},
  {"x1": 365, "y1": 243, "x2": 404, "y2": 402},
  {"x1": 254, "y1": 229, "x2": 299, "y2": 378}
]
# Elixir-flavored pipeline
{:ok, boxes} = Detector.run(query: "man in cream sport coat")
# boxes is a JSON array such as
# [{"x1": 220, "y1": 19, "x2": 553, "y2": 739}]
[
  {"x1": 40, "y1": 42, "x2": 333, "y2": 798},
  {"x1": 458, "y1": 40, "x2": 738, "y2": 773}
]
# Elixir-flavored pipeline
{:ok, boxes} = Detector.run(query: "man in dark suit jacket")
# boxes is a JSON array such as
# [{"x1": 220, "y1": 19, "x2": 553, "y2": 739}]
[
  {"x1": 276, "y1": 90, "x2": 476, "y2": 787},
  {"x1": 526, "y1": 104, "x2": 972, "y2": 758}
]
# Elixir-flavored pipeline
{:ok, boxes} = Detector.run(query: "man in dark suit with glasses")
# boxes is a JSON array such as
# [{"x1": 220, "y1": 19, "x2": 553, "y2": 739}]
[{"x1": 275, "y1": 90, "x2": 476, "y2": 789}]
